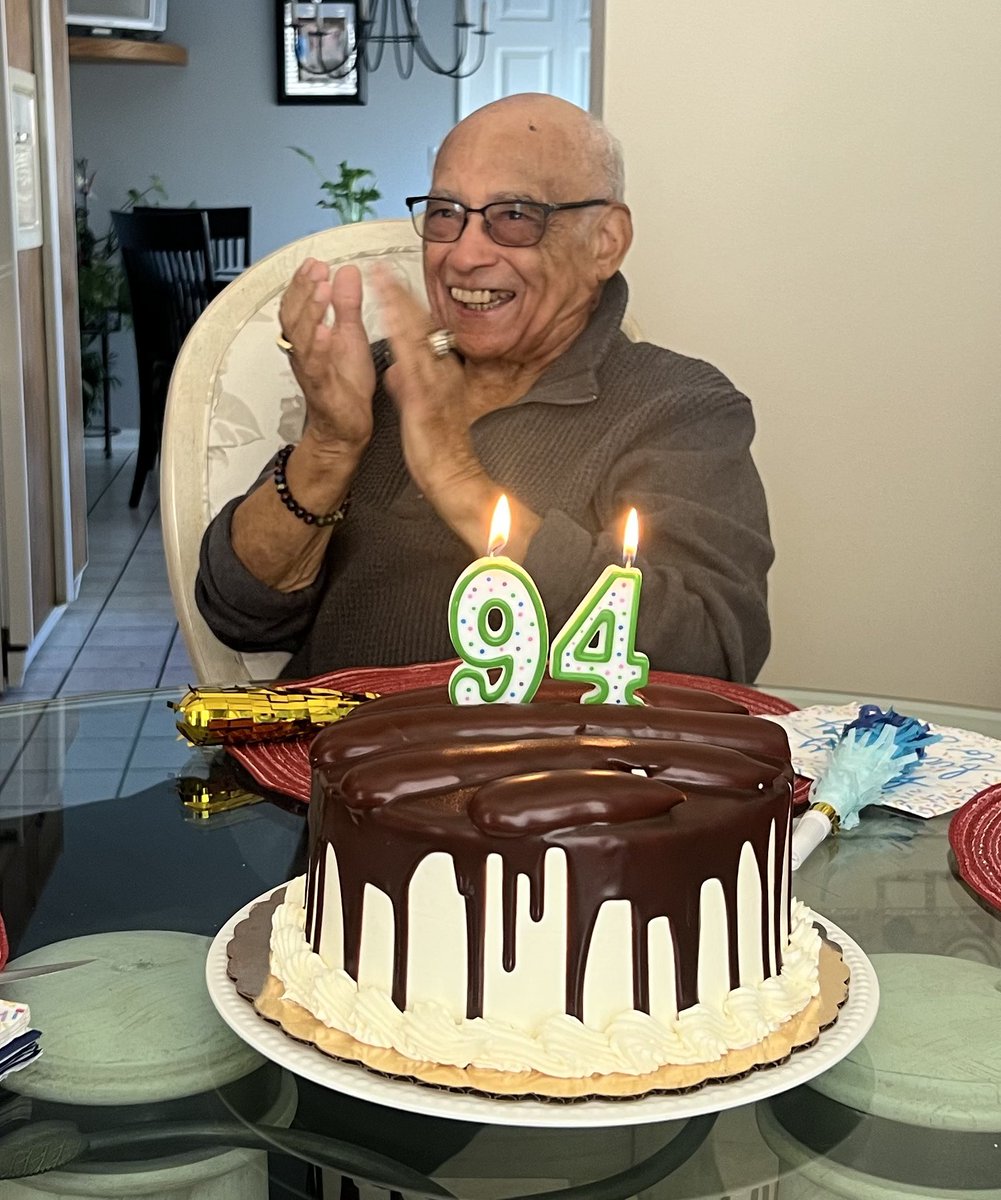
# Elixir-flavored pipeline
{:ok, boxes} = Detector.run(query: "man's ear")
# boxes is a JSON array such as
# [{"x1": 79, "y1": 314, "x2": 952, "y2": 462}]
[{"x1": 592, "y1": 204, "x2": 633, "y2": 282}]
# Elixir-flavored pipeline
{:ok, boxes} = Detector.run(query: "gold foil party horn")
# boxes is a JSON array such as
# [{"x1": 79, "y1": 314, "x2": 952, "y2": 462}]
[{"x1": 170, "y1": 685, "x2": 377, "y2": 746}]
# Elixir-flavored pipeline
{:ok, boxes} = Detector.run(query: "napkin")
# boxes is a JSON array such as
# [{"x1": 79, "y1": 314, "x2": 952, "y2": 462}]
[
  {"x1": 0, "y1": 923, "x2": 43, "y2": 1082},
  {"x1": 0, "y1": 1001, "x2": 41, "y2": 1081},
  {"x1": 766, "y1": 704, "x2": 1001, "y2": 819}
]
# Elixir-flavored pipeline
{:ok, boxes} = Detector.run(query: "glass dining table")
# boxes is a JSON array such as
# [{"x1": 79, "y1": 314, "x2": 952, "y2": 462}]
[{"x1": 0, "y1": 682, "x2": 998, "y2": 1200}]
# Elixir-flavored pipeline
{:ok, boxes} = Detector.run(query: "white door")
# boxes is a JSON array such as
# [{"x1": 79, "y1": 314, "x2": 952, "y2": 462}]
[{"x1": 457, "y1": 0, "x2": 591, "y2": 120}]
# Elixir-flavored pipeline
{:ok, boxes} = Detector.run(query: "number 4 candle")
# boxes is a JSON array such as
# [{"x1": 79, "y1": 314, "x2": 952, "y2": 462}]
[
  {"x1": 549, "y1": 508, "x2": 650, "y2": 704},
  {"x1": 448, "y1": 495, "x2": 549, "y2": 705}
]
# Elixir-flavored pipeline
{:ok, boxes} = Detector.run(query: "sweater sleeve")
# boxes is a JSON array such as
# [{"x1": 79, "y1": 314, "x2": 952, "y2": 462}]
[
  {"x1": 194, "y1": 340, "x2": 395, "y2": 656},
  {"x1": 521, "y1": 378, "x2": 773, "y2": 683},
  {"x1": 195, "y1": 492, "x2": 329, "y2": 653}
]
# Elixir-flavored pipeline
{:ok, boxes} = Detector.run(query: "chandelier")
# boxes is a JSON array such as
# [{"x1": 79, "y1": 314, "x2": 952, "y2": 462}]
[{"x1": 295, "y1": 1, "x2": 491, "y2": 81}]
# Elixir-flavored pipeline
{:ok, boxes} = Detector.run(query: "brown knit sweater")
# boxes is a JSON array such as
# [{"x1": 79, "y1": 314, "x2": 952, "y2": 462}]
[{"x1": 196, "y1": 274, "x2": 773, "y2": 682}]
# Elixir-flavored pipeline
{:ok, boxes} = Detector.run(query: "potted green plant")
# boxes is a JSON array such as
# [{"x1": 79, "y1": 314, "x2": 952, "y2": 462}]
[
  {"x1": 75, "y1": 161, "x2": 168, "y2": 425},
  {"x1": 290, "y1": 147, "x2": 381, "y2": 224}
]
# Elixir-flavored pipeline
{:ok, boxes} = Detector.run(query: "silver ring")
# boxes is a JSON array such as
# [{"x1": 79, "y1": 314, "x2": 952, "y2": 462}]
[
  {"x1": 426, "y1": 328, "x2": 457, "y2": 358},
  {"x1": 276, "y1": 333, "x2": 294, "y2": 357}
]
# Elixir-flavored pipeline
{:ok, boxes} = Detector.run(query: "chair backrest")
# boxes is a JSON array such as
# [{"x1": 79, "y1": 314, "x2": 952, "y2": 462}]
[
  {"x1": 161, "y1": 217, "x2": 645, "y2": 685},
  {"x1": 203, "y1": 206, "x2": 252, "y2": 276},
  {"x1": 112, "y1": 208, "x2": 216, "y2": 376},
  {"x1": 161, "y1": 218, "x2": 426, "y2": 683},
  {"x1": 135, "y1": 206, "x2": 252, "y2": 279}
]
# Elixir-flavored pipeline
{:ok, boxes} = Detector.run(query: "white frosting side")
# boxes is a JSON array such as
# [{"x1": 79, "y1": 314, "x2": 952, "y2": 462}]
[
  {"x1": 482, "y1": 848, "x2": 568, "y2": 1025},
  {"x1": 767, "y1": 818, "x2": 778, "y2": 976},
  {"x1": 271, "y1": 874, "x2": 822, "y2": 1079},
  {"x1": 311, "y1": 824, "x2": 785, "y2": 1035},
  {"x1": 406, "y1": 852, "x2": 469, "y2": 1020},
  {"x1": 696, "y1": 878, "x2": 729, "y2": 1010},
  {"x1": 737, "y1": 841, "x2": 764, "y2": 986},
  {"x1": 780, "y1": 811, "x2": 791, "y2": 946},
  {"x1": 646, "y1": 915, "x2": 678, "y2": 1024},
  {"x1": 583, "y1": 898, "x2": 634, "y2": 1030},
  {"x1": 356, "y1": 882, "x2": 394, "y2": 995}
]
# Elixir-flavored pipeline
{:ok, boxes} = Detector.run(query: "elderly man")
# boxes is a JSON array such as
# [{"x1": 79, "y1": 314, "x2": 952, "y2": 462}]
[{"x1": 196, "y1": 94, "x2": 773, "y2": 682}]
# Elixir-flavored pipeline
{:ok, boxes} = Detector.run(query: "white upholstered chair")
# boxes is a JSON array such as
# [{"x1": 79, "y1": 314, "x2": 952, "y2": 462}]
[
  {"x1": 162, "y1": 218, "x2": 427, "y2": 683},
  {"x1": 161, "y1": 217, "x2": 643, "y2": 684}
]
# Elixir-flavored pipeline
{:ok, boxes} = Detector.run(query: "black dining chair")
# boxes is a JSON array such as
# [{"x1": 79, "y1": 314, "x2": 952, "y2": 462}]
[
  {"x1": 203, "y1": 206, "x2": 252, "y2": 283},
  {"x1": 112, "y1": 208, "x2": 217, "y2": 507},
  {"x1": 136, "y1": 206, "x2": 252, "y2": 287}
]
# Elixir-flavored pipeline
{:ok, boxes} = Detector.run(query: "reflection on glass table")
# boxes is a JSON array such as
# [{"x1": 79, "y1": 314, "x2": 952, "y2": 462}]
[{"x1": 0, "y1": 685, "x2": 997, "y2": 1199}]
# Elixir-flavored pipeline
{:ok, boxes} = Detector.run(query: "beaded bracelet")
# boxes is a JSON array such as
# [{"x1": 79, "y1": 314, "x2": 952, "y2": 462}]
[{"x1": 273, "y1": 443, "x2": 349, "y2": 528}]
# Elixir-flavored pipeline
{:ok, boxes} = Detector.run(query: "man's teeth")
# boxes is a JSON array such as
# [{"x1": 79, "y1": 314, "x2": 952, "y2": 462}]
[{"x1": 449, "y1": 287, "x2": 512, "y2": 310}]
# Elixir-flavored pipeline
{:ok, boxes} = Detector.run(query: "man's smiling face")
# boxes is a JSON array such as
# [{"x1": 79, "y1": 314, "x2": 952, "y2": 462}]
[{"x1": 422, "y1": 96, "x2": 629, "y2": 372}]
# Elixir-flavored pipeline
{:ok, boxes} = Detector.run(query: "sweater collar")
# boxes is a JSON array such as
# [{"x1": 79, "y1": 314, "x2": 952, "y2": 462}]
[{"x1": 516, "y1": 272, "x2": 630, "y2": 407}]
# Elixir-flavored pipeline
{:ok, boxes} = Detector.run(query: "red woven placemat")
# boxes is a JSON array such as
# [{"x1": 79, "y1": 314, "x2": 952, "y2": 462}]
[
  {"x1": 949, "y1": 783, "x2": 1001, "y2": 912},
  {"x1": 228, "y1": 660, "x2": 806, "y2": 806}
]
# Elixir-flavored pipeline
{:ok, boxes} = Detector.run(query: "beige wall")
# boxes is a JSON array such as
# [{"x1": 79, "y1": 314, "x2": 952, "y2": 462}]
[{"x1": 599, "y1": 1, "x2": 1001, "y2": 708}]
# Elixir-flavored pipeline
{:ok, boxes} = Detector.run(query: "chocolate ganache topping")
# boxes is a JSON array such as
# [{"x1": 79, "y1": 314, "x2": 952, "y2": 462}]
[{"x1": 306, "y1": 681, "x2": 793, "y2": 1022}]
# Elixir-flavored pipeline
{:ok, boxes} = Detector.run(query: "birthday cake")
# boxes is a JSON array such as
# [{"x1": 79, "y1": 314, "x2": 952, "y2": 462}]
[{"x1": 254, "y1": 676, "x2": 845, "y2": 1098}]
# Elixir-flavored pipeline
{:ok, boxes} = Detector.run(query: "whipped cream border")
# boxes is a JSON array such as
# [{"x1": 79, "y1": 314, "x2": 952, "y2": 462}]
[{"x1": 270, "y1": 876, "x2": 822, "y2": 1079}]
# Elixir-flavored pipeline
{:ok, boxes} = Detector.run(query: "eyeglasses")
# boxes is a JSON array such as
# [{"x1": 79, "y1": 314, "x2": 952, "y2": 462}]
[{"x1": 405, "y1": 196, "x2": 609, "y2": 248}]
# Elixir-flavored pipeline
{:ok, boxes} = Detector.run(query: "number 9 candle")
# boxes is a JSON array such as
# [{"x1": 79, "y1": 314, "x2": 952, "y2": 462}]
[
  {"x1": 549, "y1": 508, "x2": 650, "y2": 704},
  {"x1": 448, "y1": 495, "x2": 549, "y2": 705}
]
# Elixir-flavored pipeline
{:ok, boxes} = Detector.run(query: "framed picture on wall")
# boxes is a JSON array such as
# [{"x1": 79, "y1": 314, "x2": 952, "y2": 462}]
[{"x1": 277, "y1": 2, "x2": 366, "y2": 105}]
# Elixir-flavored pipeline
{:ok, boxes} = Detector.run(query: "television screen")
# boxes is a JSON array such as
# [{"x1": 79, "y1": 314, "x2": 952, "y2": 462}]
[{"x1": 67, "y1": 0, "x2": 167, "y2": 34}]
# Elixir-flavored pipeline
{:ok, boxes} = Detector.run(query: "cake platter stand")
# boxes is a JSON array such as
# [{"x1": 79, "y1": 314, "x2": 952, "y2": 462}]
[{"x1": 206, "y1": 888, "x2": 880, "y2": 1129}]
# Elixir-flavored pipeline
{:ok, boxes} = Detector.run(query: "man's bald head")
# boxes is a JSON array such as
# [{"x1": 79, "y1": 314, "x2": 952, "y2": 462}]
[
  {"x1": 434, "y1": 94, "x2": 625, "y2": 203},
  {"x1": 422, "y1": 93, "x2": 632, "y2": 373}
]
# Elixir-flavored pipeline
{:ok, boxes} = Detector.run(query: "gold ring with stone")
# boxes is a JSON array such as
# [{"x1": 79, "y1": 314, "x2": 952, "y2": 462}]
[
  {"x1": 426, "y1": 329, "x2": 457, "y2": 358},
  {"x1": 276, "y1": 333, "x2": 295, "y2": 356}
]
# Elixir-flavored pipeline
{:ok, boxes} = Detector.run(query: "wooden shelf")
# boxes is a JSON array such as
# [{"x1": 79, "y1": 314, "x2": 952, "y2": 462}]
[{"x1": 68, "y1": 37, "x2": 187, "y2": 66}]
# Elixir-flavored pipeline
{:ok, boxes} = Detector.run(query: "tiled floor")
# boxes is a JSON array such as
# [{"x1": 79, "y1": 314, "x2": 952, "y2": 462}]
[{"x1": 1, "y1": 432, "x2": 194, "y2": 705}]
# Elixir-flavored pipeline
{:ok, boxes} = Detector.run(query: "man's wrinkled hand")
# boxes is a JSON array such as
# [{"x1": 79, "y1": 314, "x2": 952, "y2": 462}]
[
  {"x1": 278, "y1": 260, "x2": 376, "y2": 457},
  {"x1": 374, "y1": 265, "x2": 482, "y2": 500}
]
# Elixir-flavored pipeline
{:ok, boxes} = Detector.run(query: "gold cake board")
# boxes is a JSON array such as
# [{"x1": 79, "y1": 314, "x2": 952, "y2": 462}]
[{"x1": 228, "y1": 889, "x2": 850, "y2": 1102}]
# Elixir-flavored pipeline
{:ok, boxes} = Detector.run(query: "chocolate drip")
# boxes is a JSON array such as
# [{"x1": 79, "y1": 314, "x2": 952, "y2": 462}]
[
  {"x1": 631, "y1": 906, "x2": 649, "y2": 1014},
  {"x1": 450, "y1": 850, "x2": 496, "y2": 1017},
  {"x1": 338, "y1": 856, "x2": 367, "y2": 984},
  {"x1": 463, "y1": 890, "x2": 485, "y2": 1017},
  {"x1": 752, "y1": 818, "x2": 776, "y2": 981},
  {"x1": 306, "y1": 843, "x2": 326, "y2": 951},
  {"x1": 304, "y1": 785, "x2": 320, "y2": 945},
  {"x1": 720, "y1": 867, "x2": 741, "y2": 989},
  {"x1": 307, "y1": 691, "x2": 793, "y2": 1022},
  {"x1": 501, "y1": 862, "x2": 519, "y2": 973},
  {"x1": 527, "y1": 853, "x2": 545, "y2": 923},
  {"x1": 777, "y1": 804, "x2": 792, "y2": 971},
  {"x1": 391, "y1": 893, "x2": 410, "y2": 1011}
]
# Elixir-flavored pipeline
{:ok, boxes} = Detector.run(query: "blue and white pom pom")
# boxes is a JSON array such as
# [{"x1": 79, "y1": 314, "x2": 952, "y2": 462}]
[{"x1": 791, "y1": 705, "x2": 940, "y2": 869}]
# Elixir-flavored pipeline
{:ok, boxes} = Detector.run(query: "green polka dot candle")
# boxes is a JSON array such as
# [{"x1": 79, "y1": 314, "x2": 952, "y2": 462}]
[
  {"x1": 549, "y1": 508, "x2": 650, "y2": 704},
  {"x1": 448, "y1": 495, "x2": 550, "y2": 705}
]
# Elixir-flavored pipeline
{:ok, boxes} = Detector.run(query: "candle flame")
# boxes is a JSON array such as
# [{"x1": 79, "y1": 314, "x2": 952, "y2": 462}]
[
  {"x1": 488, "y1": 494, "x2": 511, "y2": 555},
  {"x1": 623, "y1": 508, "x2": 639, "y2": 568}
]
